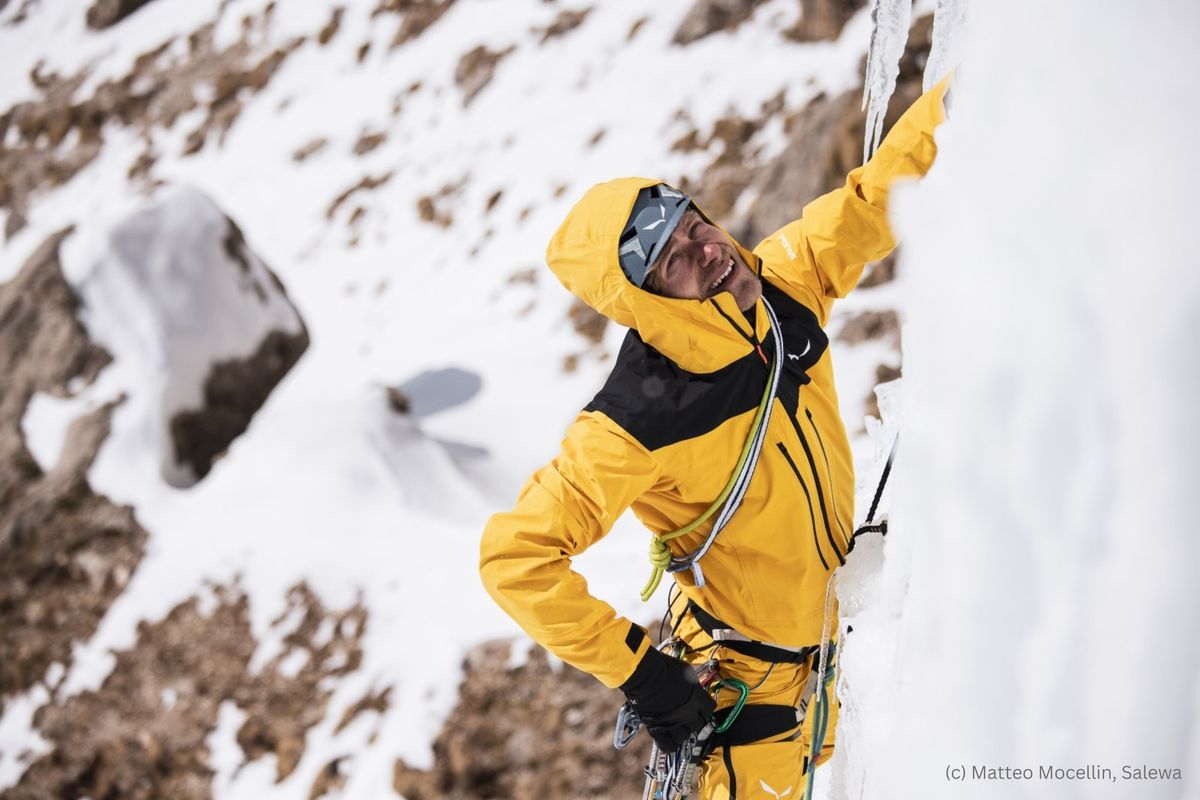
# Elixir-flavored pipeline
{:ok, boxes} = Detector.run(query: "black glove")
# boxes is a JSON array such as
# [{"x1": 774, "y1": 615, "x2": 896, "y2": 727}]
[{"x1": 620, "y1": 646, "x2": 715, "y2": 752}]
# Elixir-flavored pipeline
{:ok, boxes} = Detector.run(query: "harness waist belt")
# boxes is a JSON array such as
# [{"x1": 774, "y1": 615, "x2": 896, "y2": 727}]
[
  {"x1": 687, "y1": 601, "x2": 818, "y2": 665},
  {"x1": 709, "y1": 704, "x2": 803, "y2": 749}
]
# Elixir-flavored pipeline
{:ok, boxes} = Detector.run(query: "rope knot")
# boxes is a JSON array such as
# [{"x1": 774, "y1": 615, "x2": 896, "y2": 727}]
[
  {"x1": 648, "y1": 537, "x2": 672, "y2": 569},
  {"x1": 640, "y1": 537, "x2": 673, "y2": 602}
]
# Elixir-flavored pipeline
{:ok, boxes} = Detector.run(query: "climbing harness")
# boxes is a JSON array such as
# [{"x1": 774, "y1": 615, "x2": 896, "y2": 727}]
[
  {"x1": 687, "y1": 601, "x2": 818, "y2": 665},
  {"x1": 613, "y1": 638, "x2": 753, "y2": 800},
  {"x1": 640, "y1": 298, "x2": 786, "y2": 601},
  {"x1": 614, "y1": 599, "x2": 839, "y2": 800},
  {"x1": 622, "y1": 305, "x2": 901, "y2": 796}
]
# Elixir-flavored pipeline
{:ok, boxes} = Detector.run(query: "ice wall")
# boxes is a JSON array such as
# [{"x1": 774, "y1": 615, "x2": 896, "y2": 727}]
[{"x1": 836, "y1": 0, "x2": 1200, "y2": 797}]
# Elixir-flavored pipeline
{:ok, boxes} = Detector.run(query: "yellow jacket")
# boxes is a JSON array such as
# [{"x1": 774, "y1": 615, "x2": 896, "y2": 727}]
[{"x1": 480, "y1": 79, "x2": 949, "y2": 689}]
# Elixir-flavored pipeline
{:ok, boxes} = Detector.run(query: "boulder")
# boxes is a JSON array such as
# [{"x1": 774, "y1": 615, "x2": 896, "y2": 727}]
[{"x1": 81, "y1": 186, "x2": 308, "y2": 487}]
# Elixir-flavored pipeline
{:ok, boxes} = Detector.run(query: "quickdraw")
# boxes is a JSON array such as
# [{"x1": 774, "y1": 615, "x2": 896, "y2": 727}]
[
  {"x1": 846, "y1": 435, "x2": 897, "y2": 554},
  {"x1": 612, "y1": 641, "x2": 750, "y2": 800}
]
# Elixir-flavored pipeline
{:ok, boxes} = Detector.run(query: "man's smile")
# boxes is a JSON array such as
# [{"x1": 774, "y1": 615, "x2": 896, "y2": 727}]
[{"x1": 707, "y1": 257, "x2": 735, "y2": 293}]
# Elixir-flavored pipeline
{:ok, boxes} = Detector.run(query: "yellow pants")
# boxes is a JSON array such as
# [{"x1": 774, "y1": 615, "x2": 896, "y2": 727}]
[{"x1": 671, "y1": 604, "x2": 839, "y2": 800}]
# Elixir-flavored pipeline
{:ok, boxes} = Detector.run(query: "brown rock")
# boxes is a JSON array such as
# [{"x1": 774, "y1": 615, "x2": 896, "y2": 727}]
[
  {"x1": 415, "y1": 178, "x2": 467, "y2": 228},
  {"x1": 532, "y1": 7, "x2": 592, "y2": 45},
  {"x1": 394, "y1": 641, "x2": 645, "y2": 800},
  {"x1": 455, "y1": 44, "x2": 516, "y2": 107},
  {"x1": 85, "y1": 0, "x2": 157, "y2": 30},
  {"x1": 1, "y1": 5, "x2": 304, "y2": 242},
  {"x1": 169, "y1": 328, "x2": 308, "y2": 482},
  {"x1": 232, "y1": 584, "x2": 368, "y2": 781},
  {"x1": 836, "y1": 309, "x2": 900, "y2": 347},
  {"x1": 5, "y1": 581, "x2": 368, "y2": 798},
  {"x1": 627, "y1": 15, "x2": 649, "y2": 41},
  {"x1": 372, "y1": 0, "x2": 458, "y2": 48},
  {"x1": 334, "y1": 686, "x2": 391, "y2": 734},
  {"x1": 729, "y1": 14, "x2": 935, "y2": 247},
  {"x1": 784, "y1": 0, "x2": 867, "y2": 43},
  {"x1": 293, "y1": 137, "x2": 329, "y2": 162},
  {"x1": 858, "y1": 251, "x2": 897, "y2": 289},
  {"x1": 676, "y1": 99, "x2": 783, "y2": 224},
  {"x1": 317, "y1": 6, "x2": 344, "y2": 45},
  {"x1": 309, "y1": 757, "x2": 349, "y2": 800},
  {"x1": 327, "y1": 172, "x2": 394, "y2": 220},
  {"x1": 386, "y1": 386, "x2": 412, "y2": 414},
  {"x1": 4, "y1": 588, "x2": 250, "y2": 800},
  {"x1": 353, "y1": 129, "x2": 387, "y2": 155},
  {"x1": 672, "y1": 0, "x2": 770, "y2": 46},
  {"x1": 507, "y1": 268, "x2": 537, "y2": 285},
  {"x1": 145, "y1": 207, "x2": 309, "y2": 485},
  {"x1": 0, "y1": 230, "x2": 148, "y2": 710},
  {"x1": 127, "y1": 146, "x2": 158, "y2": 182},
  {"x1": 568, "y1": 297, "x2": 607, "y2": 345}
]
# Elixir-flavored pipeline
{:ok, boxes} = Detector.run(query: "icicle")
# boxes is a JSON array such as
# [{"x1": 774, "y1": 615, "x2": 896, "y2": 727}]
[
  {"x1": 861, "y1": 0, "x2": 913, "y2": 164},
  {"x1": 924, "y1": 0, "x2": 969, "y2": 91}
]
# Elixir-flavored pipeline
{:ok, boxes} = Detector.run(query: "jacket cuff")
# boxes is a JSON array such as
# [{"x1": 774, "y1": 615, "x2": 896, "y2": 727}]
[{"x1": 618, "y1": 643, "x2": 669, "y2": 697}]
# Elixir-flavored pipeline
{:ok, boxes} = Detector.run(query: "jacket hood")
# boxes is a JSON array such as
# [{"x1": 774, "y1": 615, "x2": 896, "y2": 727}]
[{"x1": 546, "y1": 177, "x2": 768, "y2": 374}]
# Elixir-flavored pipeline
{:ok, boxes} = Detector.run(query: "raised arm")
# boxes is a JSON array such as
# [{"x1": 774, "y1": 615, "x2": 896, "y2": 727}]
[
  {"x1": 479, "y1": 410, "x2": 662, "y2": 687},
  {"x1": 754, "y1": 74, "x2": 952, "y2": 324}
]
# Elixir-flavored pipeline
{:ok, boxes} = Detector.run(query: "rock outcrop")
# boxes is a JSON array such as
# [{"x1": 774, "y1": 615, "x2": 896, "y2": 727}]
[
  {"x1": 3, "y1": 582, "x2": 368, "y2": 800},
  {"x1": 0, "y1": 230, "x2": 146, "y2": 709},
  {"x1": 0, "y1": 6, "x2": 302, "y2": 241},
  {"x1": 394, "y1": 640, "x2": 646, "y2": 800}
]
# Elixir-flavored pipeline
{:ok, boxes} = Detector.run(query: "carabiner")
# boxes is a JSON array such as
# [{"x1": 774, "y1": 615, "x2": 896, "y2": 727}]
[
  {"x1": 712, "y1": 678, "x2": 749, "y2": 734},
  {"x1": 614, "y1": 701, "x2": 643, "y2": 750}
]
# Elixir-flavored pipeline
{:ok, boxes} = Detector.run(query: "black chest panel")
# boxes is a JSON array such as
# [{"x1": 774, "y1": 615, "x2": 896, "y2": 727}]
[{"x1": 583, "y1": 280, "x2": 828, "y2": 452}]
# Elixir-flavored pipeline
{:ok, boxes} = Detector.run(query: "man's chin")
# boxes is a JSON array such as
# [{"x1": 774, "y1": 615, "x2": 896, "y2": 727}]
[{"x1": 734, "y1": 274, "x2": 763, "y2": 311}]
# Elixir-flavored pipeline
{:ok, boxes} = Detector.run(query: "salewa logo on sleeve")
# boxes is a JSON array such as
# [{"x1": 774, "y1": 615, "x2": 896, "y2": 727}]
[
  {"x1": 759, "y1": 779, "x2": 792, "y2": 798},
  {"x1": 776, "y1": 233, "x2": 797, "y2": 261}
]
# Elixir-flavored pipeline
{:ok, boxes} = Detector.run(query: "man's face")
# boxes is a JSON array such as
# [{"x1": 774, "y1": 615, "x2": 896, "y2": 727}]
[{"x1": 644, "y1": 207, "x2": 762, "y2": 311}]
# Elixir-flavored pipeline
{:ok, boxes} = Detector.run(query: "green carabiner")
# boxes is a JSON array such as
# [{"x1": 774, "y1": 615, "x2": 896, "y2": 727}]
[{"x1": 712, "y1": 678, "x2": 749, "y2": 734}]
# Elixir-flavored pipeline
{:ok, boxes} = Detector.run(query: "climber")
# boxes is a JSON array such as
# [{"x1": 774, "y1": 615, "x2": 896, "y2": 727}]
[{"x1": 480, "y1": 75, "x2": 951, "y2": 797}]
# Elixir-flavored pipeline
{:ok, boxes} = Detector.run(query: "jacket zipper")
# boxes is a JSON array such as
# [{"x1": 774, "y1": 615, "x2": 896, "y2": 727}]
[
  {"x1": 785, "y1": 411, "x2": 845, "y2": 566},
  {"x1": 805, "y1": 407, "x2": 851, "y2": 553},
  {"x1": 776, "y1": 442, "x2": 829, "y2": 571},
  {"x1": 710, "y1": 299, "x2": 768, "y2": 365}
]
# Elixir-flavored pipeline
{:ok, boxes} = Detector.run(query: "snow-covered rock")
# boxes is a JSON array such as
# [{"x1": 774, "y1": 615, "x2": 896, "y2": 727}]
[{"x1": 78, "y1": 186, "x2": 308, "y2": 487}]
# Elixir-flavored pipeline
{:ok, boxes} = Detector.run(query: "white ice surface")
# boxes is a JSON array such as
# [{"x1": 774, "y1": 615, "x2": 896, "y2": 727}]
[
  {"x1": 924, "y1": 0, "x2": 968, "y2": 91},
  {"x1": 832, "y1": 0, "x2": 1200, "y2": 797},
  {"x1": 860, "y1": 0, "x2": 912, "y2": 163}
]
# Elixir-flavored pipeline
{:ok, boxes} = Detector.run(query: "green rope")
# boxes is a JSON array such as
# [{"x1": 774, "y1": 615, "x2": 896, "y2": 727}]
[
  {"x1": 803, "y1": 644, "x2": 837, "y2": 800},
  {"x1": 639, "y1": 364, "x2": 777, "y2": 602}
]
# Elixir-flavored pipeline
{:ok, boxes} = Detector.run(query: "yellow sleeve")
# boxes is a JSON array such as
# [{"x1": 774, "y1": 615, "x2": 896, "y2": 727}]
[
  {"x1": 753, "y1": 74, "x2": 952, "y2": 325},
  {"x1": 479, "y1": 410, "x2": 662, "y2": 688}
]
